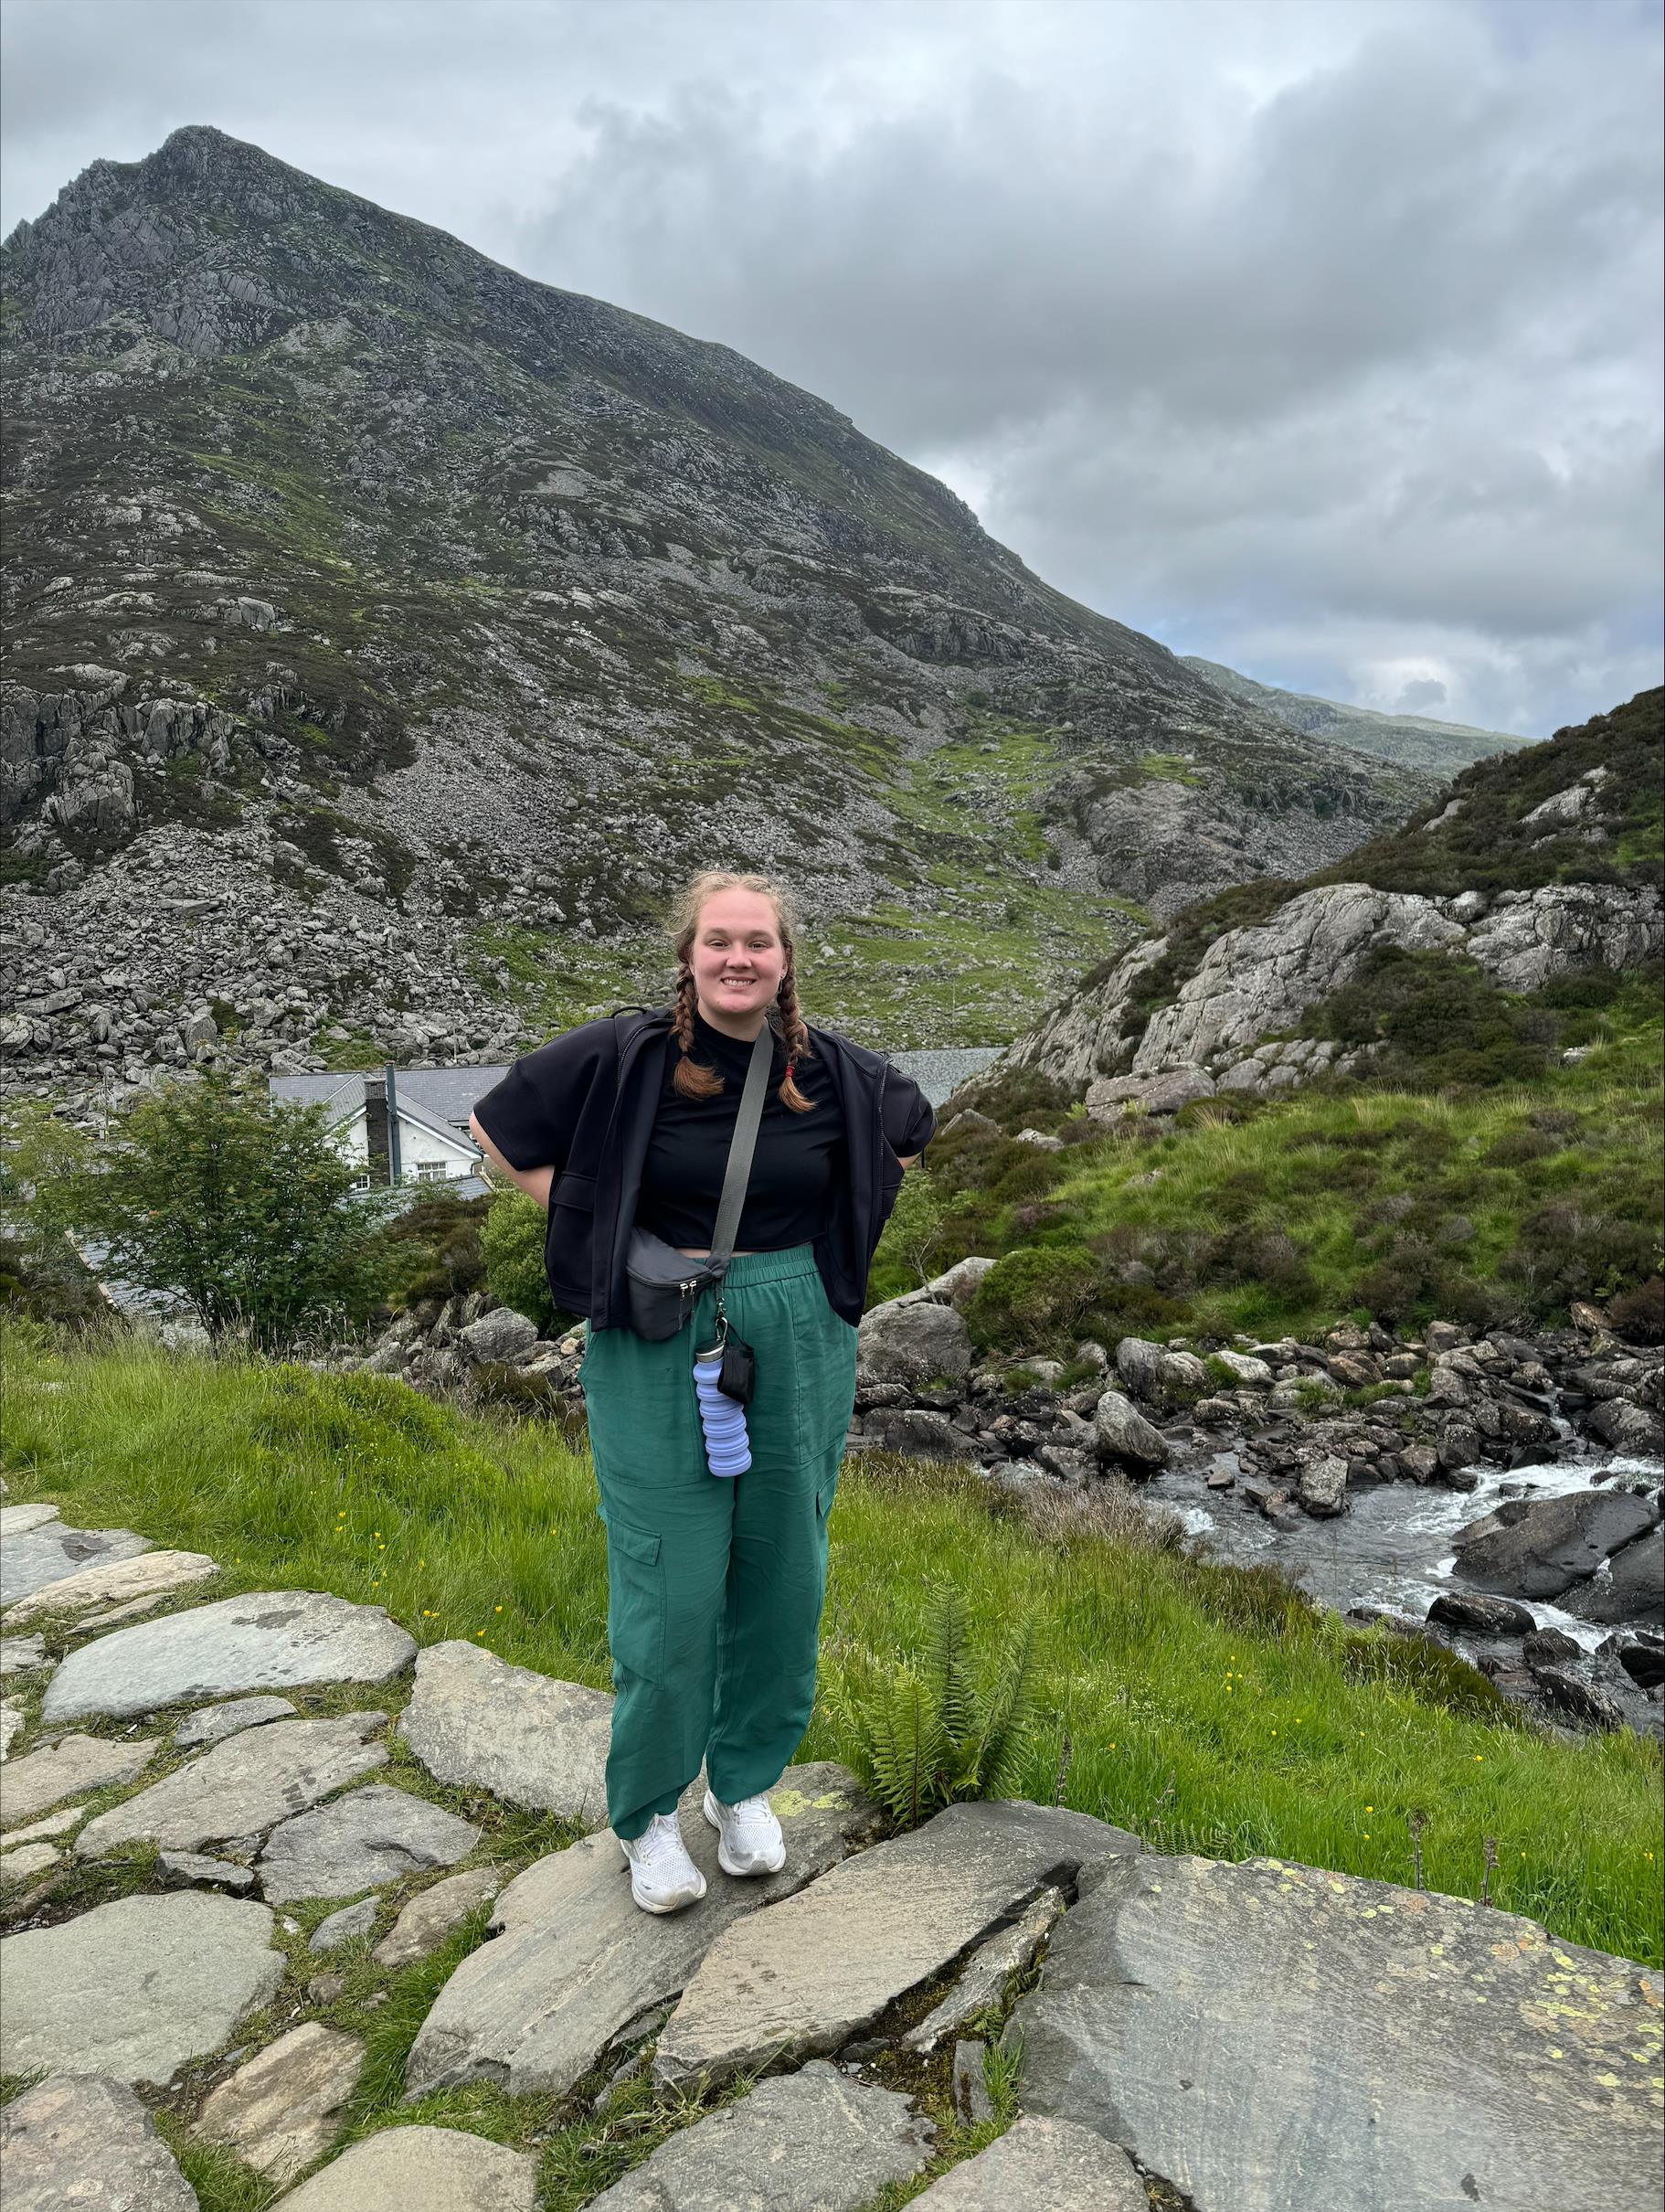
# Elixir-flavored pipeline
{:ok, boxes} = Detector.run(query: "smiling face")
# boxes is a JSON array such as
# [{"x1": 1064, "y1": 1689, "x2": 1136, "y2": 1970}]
[{"x1": 688, "y1": 885, "x2": 789, "y2": 1035}]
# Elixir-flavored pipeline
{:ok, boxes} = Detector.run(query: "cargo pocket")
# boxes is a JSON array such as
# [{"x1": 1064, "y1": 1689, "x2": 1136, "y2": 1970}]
[{"x1": 605, "y1": 1516, "x2": 665, "y2": 1686}]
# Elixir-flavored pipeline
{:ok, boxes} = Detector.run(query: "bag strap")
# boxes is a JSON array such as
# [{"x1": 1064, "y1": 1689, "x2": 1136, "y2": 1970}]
[{"x1": 707, "y1": 1025, "x2": 774, "y2": 1269}]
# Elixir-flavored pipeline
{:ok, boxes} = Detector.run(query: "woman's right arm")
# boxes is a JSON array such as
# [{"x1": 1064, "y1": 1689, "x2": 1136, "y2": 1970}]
[{"x1": 469, "y1": 1114, "x2": 555, "y2": 1208}]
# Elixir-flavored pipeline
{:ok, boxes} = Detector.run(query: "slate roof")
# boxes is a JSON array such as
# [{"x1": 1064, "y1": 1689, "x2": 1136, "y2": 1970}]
[{"x1": 269, "y1": 1067, "x2": 506, "y2": 1136}]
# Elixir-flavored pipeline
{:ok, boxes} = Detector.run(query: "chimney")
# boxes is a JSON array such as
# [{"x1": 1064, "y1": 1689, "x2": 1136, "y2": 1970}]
[{"x1": 364, "y1": 1074, "x2": 390, "y2": 1184}]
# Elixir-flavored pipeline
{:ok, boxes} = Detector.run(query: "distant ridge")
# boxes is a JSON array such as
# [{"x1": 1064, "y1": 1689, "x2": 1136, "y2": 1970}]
[{"x1": 1183, "y1": 656, "x2": 1532, "y2": 776}]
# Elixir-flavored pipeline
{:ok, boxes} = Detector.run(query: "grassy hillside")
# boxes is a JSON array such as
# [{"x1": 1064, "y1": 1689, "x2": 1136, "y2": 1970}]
[
  {"x1": 5, "y1": 1324, "x2": 1659, "y2": 1972},
  {"x1": 1183, "y1": 654, "x2": 1532, "y2": 775}
]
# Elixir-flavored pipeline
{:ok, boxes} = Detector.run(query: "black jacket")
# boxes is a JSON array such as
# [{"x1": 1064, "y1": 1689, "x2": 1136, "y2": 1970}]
[{"x1": 472, "y1": 1007, "x2": 935, "y2": 1329}]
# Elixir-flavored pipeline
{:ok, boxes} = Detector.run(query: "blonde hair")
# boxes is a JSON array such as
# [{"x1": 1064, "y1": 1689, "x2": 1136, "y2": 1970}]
[{"x1": 668, "y1": 869, "x2": 814, "y2": 1111}]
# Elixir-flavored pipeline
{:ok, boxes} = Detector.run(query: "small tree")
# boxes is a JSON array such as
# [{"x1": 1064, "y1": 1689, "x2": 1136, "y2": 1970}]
[
  {"x1": 480, "y1": 1185, "x2": 556, "y2": 1331},
  {"x1": 61, "y1": 1073, "x2": 386, "y2": 1349}
]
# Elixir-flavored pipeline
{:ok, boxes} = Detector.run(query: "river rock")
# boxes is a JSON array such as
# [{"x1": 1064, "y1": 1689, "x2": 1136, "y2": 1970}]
[
  {"x1": 270, "y1": 2123, "x2": 536, "y2": 2210},
  {"x1": 0, "y1": 2072, "x2": 199, "y2": 2212},
  {"x1": 374, "y1": 1864, "x2": 503, "y2": 1967},
  {"x1": 1426, "y1": 1590, "x2": 1538, "y2": 1636},
  {"x1": 1210, "y1": 1350, "x2": 1275, "y2": 1388},
  {"x1": 856, "y1": 1297, "x2": 973, "y2": 1388},
  {"x1": 405, "y1": 1762, "x2": 882, "y2": 2099},
  {"x1": 911, "y1": 2115, "x2": 1148, "y2": 2208},
  {"x1": 175, "y1": 1693, "x2": 298, "y2": 1748},
  {"x1": 2, "y1": 1547, "x2": 217, "y2": 1625},
  {"x1": 259, "y1": 1781, "x2": 480, "y2": 1902},
  {"x1": 1011, "y1": 1850, "x2": 1662, "y2": 2212},
  {"x1": 1588, "y1": 1398, "x2": 1665, "y2": 1455},
  {"x1": 195, "y1": 2020, "x2": 365, "y2": 2181},
  {"x1": 1116, "y1": 1337, "x2": 1208, "y2": 1403},
  {"x1": 396, "y1": 1640, "x2": 612, "y2": 1824},
  {"x1": 904, "y1": 1886, "x2": 1067, "y2": 2052},
  {"x1": 1565, "y1": 1526, "x2": 1665, "y2": 1627},
  {"x1": 75, "y1": 1711, "x2": 387, "y2": 1856},
  {"x1": 0, "y1": 1632, "x2": 48, "y2": 1675},
  {"x1": 587, "y1": 2060, "x2": 935, "y2": 2210},
  {"x1": 1452, "y1": 1490, "x2": 1659, "y2": 1601},
  {"x1": 1092, "y1": 1390, "x2": 1169, "y2": 1469},
  {"x1": 2, "y1": 1730, "x2": 158, "y2": 1826},
  {"x1": 1530, "y1": 1666, "x2": 1626, "y2": 1731},
  {"x1": 1298, "y1": 1455, "x2": 1349, "y2": 1517},
  {"x1": 42, "y1": 1590, "x2": 417, "y2": 1721},
  {"x1": 0, "y1": 1890, "x2": 284, "y2": 2086},
  {"x1": 654, "y1": 1801, "x2": 1137, "y2": 2090},
  {"x1": 309, "y1": 1896, "x2": 379, "y2": 1951},
  {"x1": 1, "y1": 1520, "x2": 148, "y2": 1607}
]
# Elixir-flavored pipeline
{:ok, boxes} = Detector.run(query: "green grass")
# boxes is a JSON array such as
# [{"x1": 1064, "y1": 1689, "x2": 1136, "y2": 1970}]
[{"x1": 4, "y1": 1325, "x2": 1659, "y2": 1968}]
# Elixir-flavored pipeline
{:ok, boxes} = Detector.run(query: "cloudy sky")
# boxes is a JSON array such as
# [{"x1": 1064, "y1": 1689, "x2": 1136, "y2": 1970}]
[{"x1": 5, "y1": 0, "x2": 1660, "y2": 737}]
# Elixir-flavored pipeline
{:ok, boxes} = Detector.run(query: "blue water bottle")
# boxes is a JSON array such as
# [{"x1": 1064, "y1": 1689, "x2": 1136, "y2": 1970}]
[{"x1": 693, "y1": 1334, "x2": 751, "y2": 1477}]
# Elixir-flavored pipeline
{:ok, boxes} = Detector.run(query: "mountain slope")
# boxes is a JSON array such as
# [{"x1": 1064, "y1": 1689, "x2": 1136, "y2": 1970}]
[
  {"x1": 1, "y1": 126, "x2": 1433, "y2": 1098},
  {"x1": 1182, "y1": 657, "x2": 1532, "y2": 776}
]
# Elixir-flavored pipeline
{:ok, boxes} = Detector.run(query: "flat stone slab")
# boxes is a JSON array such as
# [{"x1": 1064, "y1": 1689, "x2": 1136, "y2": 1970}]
[
  {"x1": 42, "y1": 1590, "x2": 417, "y2": 1723},
  {"x1": 405, "y1": 1761, "x2": 883, "y2": 2100},
  {"x1": 1010, "y1": 1851, "x2": 1665, "y2": 2212},
  {"x1": 2, "y1": 1730, "x2": 159, "y2": 1826},
  {"x1": 905, "y1": 1885, "x2": 1067, "y2": 2052},
  {"x1": 911, "y1": 2115, "x2": 1147, "y2": 2208},
  {"x1": 195, "y1": 2018, "x2": 364, "y2": 2181},
  {"x1": 76, "y1": 1712, "x2": 387, "y2": 1857},
  {"x1": 0, "y1": 1889, "x2": 284, "y2": 2086},
  {"x1": 588, "y1": 2058, "x2": 935, "y2": 2210},
  {"x1": 0, "y1": 1697, "x2": 22, "y2": 1759},
  {"x1": 1, "y1": 1803, "x2": 82, "y2": 1846},
  {"x1": 0, "y1": 2071, "x2": 198, "y2": 2211},
  {"x1": 396, "y1": 1639, "x2": 613, "y2": 1827},
  {"x1": 1, "y1": 1838, "x2": 61, "y2": 1885},
  {"x1": 271, "y1": 2122, "x2": 536, "y2": 2210},
  {"x1": 0, "y1": 1503, "x2": 61, "y2": 1536},
  {"x1": 374, "y1": 1864, "x2": 503, "y2": 1968},
  {"x1": 158, "y1": 1849, "x2": 256, "y2": 1893},
  {"x1": 655, "y1": 1800, "x2": 1136, "y2": 2090},
  {"x1": 3, "y1": 1548, "x2": 217, "y2": 1626},
  {"x1": 1, "y1": 1521, "x2": 148, "y2": 1607},
  {"x1": 260, "y1": 1781, "x2": 479, "y2": 1902},
  {"x1": 175, "y1": 1693, "x2": 298, "y2": 1749},
  {"x1": 0, "y1": 1632, "x2": 48, "y2": 1675}
]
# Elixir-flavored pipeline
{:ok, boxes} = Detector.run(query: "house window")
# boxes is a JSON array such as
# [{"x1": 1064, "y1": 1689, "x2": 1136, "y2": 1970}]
[{"x1": 414, "y1": 1160, "x2": 448, "y2": 1181}]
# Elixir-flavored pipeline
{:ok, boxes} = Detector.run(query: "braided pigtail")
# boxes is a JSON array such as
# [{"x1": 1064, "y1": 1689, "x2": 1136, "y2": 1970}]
[
  {"x1": 666, "y1": 867, "x2": 816, "y2": 1110},
  {"x1": 773, "y1": 959, "x2": 815, "y2": 1113},
  {"x1": 671, "y1": 964, "x2": 724, "y2": 1100}
]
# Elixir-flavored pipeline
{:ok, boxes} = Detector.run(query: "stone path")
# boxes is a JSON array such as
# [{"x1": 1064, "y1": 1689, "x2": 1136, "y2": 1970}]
[{"x1": 2, "y1": 1490, "x2": 1660, "y2": 2212}]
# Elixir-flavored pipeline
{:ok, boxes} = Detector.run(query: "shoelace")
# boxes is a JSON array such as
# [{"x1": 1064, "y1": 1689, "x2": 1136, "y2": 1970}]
[{"x1": 633, "y1": 1813, "x2": 687, "y2": 1861}]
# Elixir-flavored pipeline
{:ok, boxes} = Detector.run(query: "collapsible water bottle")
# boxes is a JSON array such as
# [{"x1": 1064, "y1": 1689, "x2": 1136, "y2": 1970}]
[{"x1": 693, "y1": 1345, "x2": 751, "y2": 1477}]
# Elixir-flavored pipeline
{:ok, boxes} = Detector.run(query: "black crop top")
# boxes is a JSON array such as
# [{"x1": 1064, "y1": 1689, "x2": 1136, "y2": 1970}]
[{"x1": 635, "y1": 1009, "x2": 846, "y2": 1250}]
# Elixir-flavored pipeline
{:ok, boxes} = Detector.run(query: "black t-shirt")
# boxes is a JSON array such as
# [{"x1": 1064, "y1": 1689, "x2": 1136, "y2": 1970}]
[{"x1": 635, "y1": 1009, "x2": 846, "y2": 1250}]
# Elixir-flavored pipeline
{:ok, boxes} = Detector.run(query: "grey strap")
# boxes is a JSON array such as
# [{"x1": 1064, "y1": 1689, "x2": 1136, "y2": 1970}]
[{"x1": 708, "y1": 1025, "x2": 774, "y2": 1268}]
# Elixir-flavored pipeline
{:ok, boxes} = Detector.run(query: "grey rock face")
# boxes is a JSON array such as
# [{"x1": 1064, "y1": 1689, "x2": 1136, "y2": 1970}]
[
  {"x1": 405, "y1": 1762, "x2": 881, "y2": 2100},
  {"x1": 269, "y1": 2122, "x2": 536, "y2": 2211},
  {"x1": 904, "y1": 1885, "x2": 1066, "y2": 2052},
  {"x1": 2, "y1": 1547, "x2": 217, "y2": 1624},
  {"x1": 1210, "y1": 1349, "x2": 1275, "y2": 1388},
  {"x1": 76, "y1": 1711, "x2": 387, "y2": 1856},
  {"x1": 459, "y1": 1307, "x2": 539, "y2": 1364},
  {"x1": 42, "y1": 1589, "x2": 416, "y2": 1721},
  {"x1": 1298, "y1": 1454, "x2": 1349, "y2": 1518},
  {"x1": 912, "y1": 2115, "x2": 1148, "y2": 2208},
  {"x1": 175, "y1": 1693, "x2": 298, "y2": 1748},
  {"x1": 857, "y1": 1297, "x2": 974, "y2": 1388},
  {"x1": 0, "y1": 1520, "x2": 148, "y2": 1607},
  {"x1": 396, "y1": 1640, "x2": 613, "y2": 1825},
  {"x1": 373, "y1": 1863, "x2": 502, "y2": 1967},
  {"x1": 2, "y1": 1730, "x2": 159, "y2": 1826},
  {"x1": 194, "y1": 2019, "x2": 364, "y2": 2181},
  {"x1": 1452, "y1": 1490, "x2": 1659, "y2": 1601},
  {"x1": 1086, "y1": 1066, "x2": 1214, "y2": 1118},
  {"x1": 0, "y1": 2072, "x2": 199, "y2": 2212},
  {"x1": 157, "y1": 1850, "x2": 255, "y2": 1893},
  {"x1": 258, "y1": 1781, "x2": 480, "y2": 1902},
  {"x1": 0, "y1": 1889, "x2": 284, "y2": 2086},
  {"x1": 654, "y1": 1800, "x2": 1138, "y2": 2090},
  {"x1": 1012, "y1": 1852, "x2": 1663, "y2": 2212},
  {"x1": 587, "y1": 2060, "x2": 936, "y2": 2211},
  {"x1": 0, "y1": 1838, "x2": 61, "y2": 1884},
  {"x1": 0, "y1": 1632, "x2": 48, "y2": 1675},
  {"x1": 1092, "y1": 1389, "x2": 1170, "y2": 1468},
  {"x1": 1587, "y1": 1398, "x2": 1665, "y2": 1456}
]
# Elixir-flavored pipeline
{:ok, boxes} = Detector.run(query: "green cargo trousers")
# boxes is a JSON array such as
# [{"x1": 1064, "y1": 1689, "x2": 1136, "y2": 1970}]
[{"x1": 579, "y1": 1245, "x2": 858, "y2": 1841}]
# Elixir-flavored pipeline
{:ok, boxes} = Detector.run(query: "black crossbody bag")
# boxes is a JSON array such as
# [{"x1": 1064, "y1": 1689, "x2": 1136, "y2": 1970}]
[{"x1": 622, "y1": 1022, "x2": 772, "y2": 1373}]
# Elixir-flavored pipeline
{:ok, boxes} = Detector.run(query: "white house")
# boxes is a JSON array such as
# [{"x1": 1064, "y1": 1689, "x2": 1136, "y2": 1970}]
[{"x1": 268, "y1": 1067, "x2": 505, "y2": 1194}]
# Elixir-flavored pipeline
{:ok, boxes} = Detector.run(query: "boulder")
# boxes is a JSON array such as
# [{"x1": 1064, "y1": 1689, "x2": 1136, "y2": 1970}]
[
  {"x1": 459, "y1": 1307, "x2": 539, "y2": 1365},
  {"x1": 396, "y1": 1641, "x2": 612, "y2": 1825},
  {"x1": 1115, "y1": 1337, "x2": 1207, "y2": 1403},
  {"x1": 309, "y1": 1897, "x2": 380, "y2": 1951},
  {"x1": 1012, "y1": 1850, "x2": 1662, "y2": 2212},
  {"x1": 653, "y1": 1801, "x2": 1137, "y2": 2091},
  {"x1": 270, "y1": 2123, "x2": 536, "y2": 2210},
  {"x1": 584, "y1": 2061, "x2": 935, "y2": 2210},
  {"x1": 42, "y1": 1590, "x2": 417, "y2": 1722},
  {"x1": 2, "y1": 1547, "x2": 217, "y2": 1626},
  {"x1": 1092, "y1": 1390, "x2": 1170, "y2": 1469},
  {"x1": 0, "y1": 1890, "x2": 284, "y2": 2087},
  {"x1": 373, "y1": 1865, "x2": 502, "y2": 1968},
  {"x1": 1452, "y1": 1490, "x2": 1660, "y2": 1601},
  {"x1": 856, "y1": 1298, "x2": 973, "y2": 1388},
  {"x1": 1086, "y1": 1066, "x2": 1214, "y2": 1120},
  {"x1": 861, "y1": 1408, "x2": 967, "y2": 1460},
  {"x1": 909, "y1": 2115, "x2": 1147, "y2": 2208},
  {"x1": 1427, "y1": 1590, "x2": 1537, "y2": 1638},
  {"x1": 1298, "y1": 1455, "x2": 1349, "y2": 1518},
  {"x1": 195, "y1": 2020, "x2": 364, "y2": 2182},
  {"x1": 76, "y1": 1712, "x2": 387, "y2": 1857},
  {"x1": 1531, "y1": 1666, "x2": 1626, "y2": 1731},
  {"x1": 258, "y1": 1781, "x2": 480, "y2": 1903},
  {"x1": 405, "y1": 1763, "x2": 881, "y2": 2100},
  {"x1": 1613, "y1": 1635, "x2": 1665, "y2": 1690},
  {"x1": 1588, "y1": 1398, "x2": 1665, "y2": 1456},
  {"x1": 0, "y1": 2073, "x2": 198, "y2": 2212},
  {"x1": 2, "y1": 1731, "x2": 159, "y2": 1827},
  {"x1": 1210, "y1": 1349, "x2": 1275, "y2": 1388}
]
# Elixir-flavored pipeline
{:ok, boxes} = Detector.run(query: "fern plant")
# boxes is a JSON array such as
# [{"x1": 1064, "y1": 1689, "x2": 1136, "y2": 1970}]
[{"x1": 824, "y1": 1581, "x2": 1044, "y2": 1831}]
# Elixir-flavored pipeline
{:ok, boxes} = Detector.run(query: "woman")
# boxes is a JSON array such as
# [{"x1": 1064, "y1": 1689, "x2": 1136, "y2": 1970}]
[{"x1": 470, "y1": 869, "x2": 934, "y2": 1913}]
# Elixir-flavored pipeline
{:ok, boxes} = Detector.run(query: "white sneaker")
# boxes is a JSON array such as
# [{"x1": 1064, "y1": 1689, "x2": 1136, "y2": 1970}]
[
  {"x1": 704, "y1": 1788, "x2": 787, "y2": 1877},
  {"x1": 619, "y1": 1813, "x2": 707, "y2": 1914}
]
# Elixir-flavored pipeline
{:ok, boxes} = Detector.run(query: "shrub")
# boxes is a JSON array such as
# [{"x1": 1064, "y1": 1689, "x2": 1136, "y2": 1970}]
[
  {"x1": 1501, "y1": 1204, "x2": 1660, "y2": 1313},
  {"x1": 480, "y1": 1186, "x2": 557, "y2": 1332},
  {"x1": 369, "y1": 1189, "x2": 488, "y2": 1310},
  {"x1": 965, "y1": 1246, "x2": 1101, "y2": 1351},
  {"x1": 1607, "y1": 1276, "x2": 1665, "y2": 1345}
]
